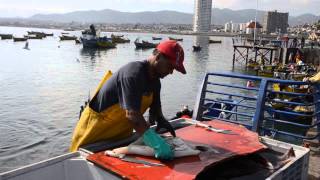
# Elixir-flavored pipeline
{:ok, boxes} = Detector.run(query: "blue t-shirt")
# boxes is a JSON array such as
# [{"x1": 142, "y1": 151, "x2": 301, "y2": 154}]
[{"x1": 89, "y1": 61, "x2": 161, "y2": 113}]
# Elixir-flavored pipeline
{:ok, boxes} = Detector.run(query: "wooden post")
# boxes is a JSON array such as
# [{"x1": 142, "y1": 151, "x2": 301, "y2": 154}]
[
  {"x1": 254, "y1": 47, "x2": 258, "y2": 63},
  {"x1": 246, "y1": 48, "x2": 249, "y2": 67},
  {"x1": 270, "y1": 49, "x2": 273, "y2": 64},
  {"x1": 233, "y1": 46, "x2": 236, "y2": 67}
]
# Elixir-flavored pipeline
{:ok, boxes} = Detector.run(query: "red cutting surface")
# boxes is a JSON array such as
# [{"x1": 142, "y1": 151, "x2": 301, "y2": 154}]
[{"x1": 87, "y1": 120, "x2": 267, "y2": 180}]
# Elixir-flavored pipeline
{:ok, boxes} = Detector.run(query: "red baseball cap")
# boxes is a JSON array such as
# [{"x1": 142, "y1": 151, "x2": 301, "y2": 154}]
[{"x1": 156, "y1": 40, "x2": 186, "y2": 74}]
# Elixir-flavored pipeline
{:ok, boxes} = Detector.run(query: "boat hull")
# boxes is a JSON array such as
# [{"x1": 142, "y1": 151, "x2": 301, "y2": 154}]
[
  {"x1": 81, "y1": 37, "x2": 116, "y2": 49},
  {"x1": 134, "y1": 42, "x2": 157, "y2": 49}
]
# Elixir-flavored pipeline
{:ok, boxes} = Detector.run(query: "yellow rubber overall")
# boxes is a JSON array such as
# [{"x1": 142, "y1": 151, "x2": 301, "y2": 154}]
[{"x1": 70, "y1": 71, "x2": 153, "y2": 152}]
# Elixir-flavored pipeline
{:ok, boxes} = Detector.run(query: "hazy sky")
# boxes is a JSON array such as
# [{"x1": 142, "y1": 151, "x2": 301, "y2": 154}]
[{"x1": 0, "y1": 0, "x2": 319, "y2": 18}]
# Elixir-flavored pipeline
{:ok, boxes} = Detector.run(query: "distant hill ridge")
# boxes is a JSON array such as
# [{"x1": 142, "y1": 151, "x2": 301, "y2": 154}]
[{"x1": 29, "y1": 8, "x2": 320, "y2": 26}]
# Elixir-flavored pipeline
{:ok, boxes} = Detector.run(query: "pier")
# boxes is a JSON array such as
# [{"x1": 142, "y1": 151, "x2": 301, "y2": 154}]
[{"x1": 232, "y1": 44, "x2": 278, "y2": 67}]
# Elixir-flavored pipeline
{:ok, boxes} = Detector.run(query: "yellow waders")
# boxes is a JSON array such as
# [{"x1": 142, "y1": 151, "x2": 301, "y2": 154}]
[{"x1": 70, "y1": 71, "x2": 153, "y2": 152}]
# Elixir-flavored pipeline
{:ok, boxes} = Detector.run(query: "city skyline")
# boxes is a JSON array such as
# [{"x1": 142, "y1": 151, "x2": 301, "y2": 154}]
[{"x1": 0, "y1": 0, "x2": 319, "y2": 18}]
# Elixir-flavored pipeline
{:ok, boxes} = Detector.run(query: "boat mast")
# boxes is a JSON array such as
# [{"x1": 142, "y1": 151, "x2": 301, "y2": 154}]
[{"x1": 253, "y1": 0, "x2": 258, "y2": 46}]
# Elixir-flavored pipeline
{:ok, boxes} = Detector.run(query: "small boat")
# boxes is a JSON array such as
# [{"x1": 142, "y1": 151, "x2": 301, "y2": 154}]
[
  {"x1": 24, "y1": 35, "x2": 43, "y2": 39},
  {"x1": 44, "y1": 33, "x2": 54, "y2": 36},
  {"x1": 209, "y1": 40, "x2": 222, "y2": 44},
  {"x1": 134, "y1": 39, "x2": 158, "y2": 49},
  {"x1": 111, "y1": 34, "x2": 130, "y2": 43},
  {"x1": 81, "y1": 25, "x2": 116, "y2": 49},
  {"x1": 169, "y1": 37, "x2": 183, "y2": 41},
  {"x1": 193, "y1": 45, "x2": 202, "y2": 52},
  {"x1": 96, "y1": 40, "x2": 116, "y2": 48},
  {"x1": 27, "y1": 31, "x2": 41, "y2": 35},
  {"x1": 64, "y1": 28, "x2": 76, "y2": 31},
  {"x1": 27, "y1": 31, "x2": 49, "y2": 38},
  {"x1": 13, "y1": 37, "x2": 28, "y2": 42},
  {"x1": 152, "y1": 37, "x2": 162, "y2": 40},
  {"x1": 60, "y1": 35, "x2": 78, "y2": 41},
  {"x1": 61, "y1": 32, "x2": 70, "y2": 35},
  {"x1": 81, "y1": 37, "x2": 116, "y2": 48},
  {"x1": 111, "y1": 34, "x2": 124, "y2": 38},
  {"x1": 0, "y1": 34, "x2": 13, "y2": 40}
]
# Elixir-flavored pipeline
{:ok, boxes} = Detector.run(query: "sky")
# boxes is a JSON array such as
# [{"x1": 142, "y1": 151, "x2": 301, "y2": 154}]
[{"x1": 0, "y1": 0, "x2": 319, "y2": 18}]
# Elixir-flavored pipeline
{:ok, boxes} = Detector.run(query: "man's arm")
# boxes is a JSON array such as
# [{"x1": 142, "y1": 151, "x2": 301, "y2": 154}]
[
  {"x1": 149, "y1": 106, "x2": 176, "y2": 137},
  {"x1": 148, "y1": 80, "x2": 176, "y2": 137},
  {"x1": 126, "y1": 110, "x2": 149, "y2": 135}
]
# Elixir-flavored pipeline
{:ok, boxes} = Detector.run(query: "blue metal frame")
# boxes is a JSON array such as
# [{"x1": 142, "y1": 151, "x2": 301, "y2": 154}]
[{"x1": 193, "y1": 72, "x2": 320, "y2": 144}]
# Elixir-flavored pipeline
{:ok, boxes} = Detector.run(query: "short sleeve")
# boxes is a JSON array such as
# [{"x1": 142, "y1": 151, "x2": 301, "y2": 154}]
[{"x1": 118, "y1": 76, "x2": 143, "y2": 111}]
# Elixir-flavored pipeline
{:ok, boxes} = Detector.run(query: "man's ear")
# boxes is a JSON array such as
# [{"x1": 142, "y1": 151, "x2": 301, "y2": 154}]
[{"x1": 154, "y1": 52, "x2": 162, "y2": 62}]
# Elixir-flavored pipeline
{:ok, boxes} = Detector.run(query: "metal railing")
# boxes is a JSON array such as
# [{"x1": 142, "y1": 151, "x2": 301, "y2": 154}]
[{"x1": 193, "y1": 72, "x2": 320, "y2": 144}]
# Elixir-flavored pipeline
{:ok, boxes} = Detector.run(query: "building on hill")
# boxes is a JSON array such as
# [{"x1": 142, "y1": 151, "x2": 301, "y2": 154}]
[
  {"x1": 263, "y1": 10, "x2": 289, "y2": 34},
  {"x1": 224, "y1": 21, "x2": 232, "y2": 32},
  {"x1": 246, "y1": 21, "x2": 263, "y2": 34}
]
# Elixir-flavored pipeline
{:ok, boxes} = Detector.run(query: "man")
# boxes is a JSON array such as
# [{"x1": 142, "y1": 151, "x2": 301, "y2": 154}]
[{"x1": 70, "y1": 40, "x2": 186, "y2": 160}]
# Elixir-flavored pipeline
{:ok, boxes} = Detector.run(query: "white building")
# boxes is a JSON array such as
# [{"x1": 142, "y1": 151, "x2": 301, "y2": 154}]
[
  {"x1": 239, "y1": 23, "x2": 247, "y2": 33},
  {"x1": 193, "y1": 0, "x2": 212, "y2": 32},
  {"x1": 224, "y1": 21, "x2": 232, "y2": 32},
  {"x1": 231, "y1": 23, "x2": 240, "y2": 33}
]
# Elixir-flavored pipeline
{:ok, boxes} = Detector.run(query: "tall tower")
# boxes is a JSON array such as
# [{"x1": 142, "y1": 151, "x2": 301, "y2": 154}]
[{"x1": 193, "y1": 0, "x2": 212, "y2": 33}]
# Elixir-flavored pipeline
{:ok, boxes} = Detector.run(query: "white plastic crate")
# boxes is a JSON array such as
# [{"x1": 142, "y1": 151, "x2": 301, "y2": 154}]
[{"x1": 261, "y1": 137, "x2": 310, "y2": 180}]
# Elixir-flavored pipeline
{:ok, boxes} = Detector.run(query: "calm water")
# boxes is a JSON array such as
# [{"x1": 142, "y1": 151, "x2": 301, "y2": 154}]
[{"x1": 0, "y1": 26, "x2": 236, "y2": 172}]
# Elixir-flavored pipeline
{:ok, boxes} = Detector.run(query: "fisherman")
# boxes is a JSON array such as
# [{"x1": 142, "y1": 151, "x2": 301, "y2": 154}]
[
  {"x1": 89, "y1": 24, "x2": 96, "y2": 36},
  {"x1": 70, "y1": 40, "x2": 186, "y2": 160}
]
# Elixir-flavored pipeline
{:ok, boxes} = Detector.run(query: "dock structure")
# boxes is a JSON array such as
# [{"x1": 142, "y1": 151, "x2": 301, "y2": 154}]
[{"x1": 232, "y1": 44, "x2": 278, "y2": 67}]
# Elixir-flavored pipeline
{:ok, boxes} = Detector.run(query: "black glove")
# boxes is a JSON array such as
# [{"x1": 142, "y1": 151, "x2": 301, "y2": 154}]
[{"x1": 155, "y1": 117, "x2": 176, "y2": 137}]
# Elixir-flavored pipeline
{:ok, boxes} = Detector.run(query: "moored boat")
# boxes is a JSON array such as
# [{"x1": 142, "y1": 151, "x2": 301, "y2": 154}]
[
  {"x1": 192, "y1": 45, "x2": 201, "y2": 51},
  {"x1": 209, "y1": 40, "x2": 222, "y2": 44},
  {"x1": 111, "y1": 34, "x2": 130, "y2": 43},
  {"x1": 24, "y1": 35, "x2": 43, "y2": 39},
  {"x1": 134, "y1": 39, "x2": 158, "y2": 49},
  {"x1": 13, "y1": 37, "x2": 28, "y2": 42},
  {"x1": 152, "y1": 37, "x2": 162, "y2": 40},
  {"x1": 27, "y1": 31, "x2": 52, "y2": 38},
  {"x1": 80, "y1": 25, "x2": 116, "y2": 49},
  {"x1": 0, "y1": 34, "x2": 13, "y2": 40},
  {"x1": 168, "y1": 37, "x2": 183, "y2": 41},
  {"x1": 60, "y1": 35, "x2": 78, "y2": 41}
]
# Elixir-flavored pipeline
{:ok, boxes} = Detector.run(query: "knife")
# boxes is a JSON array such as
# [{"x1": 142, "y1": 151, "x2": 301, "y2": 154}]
[{"x1": 120, "y1": 155, "x2": 165, "y2": 167}]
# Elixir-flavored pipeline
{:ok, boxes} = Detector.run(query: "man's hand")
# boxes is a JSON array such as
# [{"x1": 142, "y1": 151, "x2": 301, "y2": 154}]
[
  {"x1": 143, "y1": 129, "x2": 174, "y2": 160},
  {"x1": 155, "y1": 117, "x2": 176, "y2": 137},
  {"x1": 126, "y1": 110, "x2": 149, "y2": 135}
]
